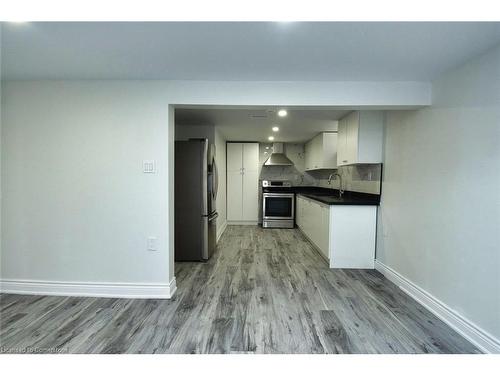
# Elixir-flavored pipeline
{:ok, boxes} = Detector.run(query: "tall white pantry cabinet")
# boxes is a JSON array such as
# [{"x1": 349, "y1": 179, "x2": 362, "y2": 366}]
[{"x1": 227, "y1": 142, "x2": 259, "y2": 224}]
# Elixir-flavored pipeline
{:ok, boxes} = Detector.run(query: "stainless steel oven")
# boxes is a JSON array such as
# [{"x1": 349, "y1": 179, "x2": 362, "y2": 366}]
[{"x1": 262, "y1": 180, "x2": 295, "y2": 228}]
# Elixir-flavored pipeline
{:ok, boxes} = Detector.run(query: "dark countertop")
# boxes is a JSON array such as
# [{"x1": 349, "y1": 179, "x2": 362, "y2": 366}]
[{"x1": 293, "y1": 186, "x2": 380, "y2": 206}]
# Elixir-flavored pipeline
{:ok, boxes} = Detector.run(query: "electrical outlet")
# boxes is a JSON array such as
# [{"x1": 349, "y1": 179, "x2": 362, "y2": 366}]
[{"x1": 147, "y1": 237, "x2": 157, "y2": 251}]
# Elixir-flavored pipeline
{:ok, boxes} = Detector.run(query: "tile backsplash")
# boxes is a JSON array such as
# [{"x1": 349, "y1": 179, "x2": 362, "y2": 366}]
[
  {"x1": 259, "y1": 143, "x2": 315, "y2": 185},
  {"x1": 259, "y1": 143, "x2": 382, "y2": 195}
]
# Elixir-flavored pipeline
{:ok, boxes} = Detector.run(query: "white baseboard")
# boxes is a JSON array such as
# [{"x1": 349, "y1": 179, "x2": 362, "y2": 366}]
[
  {"x1": 297, "y1": 226, "x2": 329, "y2": 265},
  {"x1": 375, "y1": 260, "x2": 500, "y2": 353},
  {"x1": 217, "y1": 220, "x2": 227, "y2": 243},
  {"x1": 0, "y1": 277, "x2": 177, "y2": 299},
  {"x1": 227, "y1": 221, "x2": 258, "y2": 226}
]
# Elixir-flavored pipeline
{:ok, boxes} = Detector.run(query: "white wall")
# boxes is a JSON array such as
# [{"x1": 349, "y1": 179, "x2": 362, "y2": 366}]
[
  {"x1": 377, "y1": 45, "x2": 500, "y2": 350},
  {"x1": 164, "y1": 81, "x2": 431, "y2": 107},
  {"x1": 1, "y1": 82, "x2": 171, "y2": 288},
  {"x1": 0, "y1": 79, "x2": 430, "y2": 296}
]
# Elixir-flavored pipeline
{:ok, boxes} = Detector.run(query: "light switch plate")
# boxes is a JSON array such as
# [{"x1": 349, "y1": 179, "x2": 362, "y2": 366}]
[
  {"x1": 147, "y1": 237, "x2": 157, "y2": 251},
  {"x1": 143, "y1": 160, "x2": 156, "y2": 173}
]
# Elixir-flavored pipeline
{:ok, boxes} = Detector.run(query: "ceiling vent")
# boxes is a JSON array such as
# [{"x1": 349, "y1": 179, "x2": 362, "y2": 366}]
[{"x1": 249, "y1": 111, "x2": 268, "y2": 119}]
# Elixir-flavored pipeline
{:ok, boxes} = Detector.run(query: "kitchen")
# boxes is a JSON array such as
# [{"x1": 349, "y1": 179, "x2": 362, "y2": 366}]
[{"x1": 175, "y1": 107, "x2": 385, "y2": 268}]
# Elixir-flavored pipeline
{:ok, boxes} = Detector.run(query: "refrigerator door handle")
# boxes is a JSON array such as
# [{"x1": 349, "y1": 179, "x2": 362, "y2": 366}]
[
  {"x1": 202, "y1": 216, "x2": 208, "y2": 259},
  {"x1": 203, "y1": 211, "x2": 217, "y2": 260},
  {"x1": 213, "y1": 158, "x2": 219, "y2": 200},
  {"x1": 202, "y1": 140, "x2": 208, "y2": 216}
]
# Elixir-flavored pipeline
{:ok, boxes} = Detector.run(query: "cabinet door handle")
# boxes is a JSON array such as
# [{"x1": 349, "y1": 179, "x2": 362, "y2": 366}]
[{"x1": 343, "y1": 160, "x2": 348, "y2": 163}]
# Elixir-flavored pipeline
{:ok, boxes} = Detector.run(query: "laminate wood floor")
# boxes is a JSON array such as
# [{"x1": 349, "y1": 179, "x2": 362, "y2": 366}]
[{"x1": 0, "y1": 226, "x2": 480, "y2": 354}]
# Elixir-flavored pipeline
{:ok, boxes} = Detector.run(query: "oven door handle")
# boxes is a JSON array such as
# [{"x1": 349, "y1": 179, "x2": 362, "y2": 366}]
[{"x1": 263, "y1": 193, "x2": 295, "y2": 198}]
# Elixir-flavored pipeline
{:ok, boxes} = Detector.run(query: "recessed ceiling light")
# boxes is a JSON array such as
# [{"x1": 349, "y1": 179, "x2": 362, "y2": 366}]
[
  {"x1": 265, "y1": 146, "x2": 270, "y2": 150},
  {"x1": 278, "y1": 109, "x2": 287, "y2": 117},
  {"x1": 272, "y1": 126, "x2": 279, "y2": 132},
  {"x1": 268, "y1": 136, "x2": 275, "y2": 141}
]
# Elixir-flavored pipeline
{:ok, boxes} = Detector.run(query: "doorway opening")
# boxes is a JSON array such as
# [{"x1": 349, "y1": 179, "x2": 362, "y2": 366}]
[{"x1": 171, "y1": 105, "x2": 383, "y2": 284}]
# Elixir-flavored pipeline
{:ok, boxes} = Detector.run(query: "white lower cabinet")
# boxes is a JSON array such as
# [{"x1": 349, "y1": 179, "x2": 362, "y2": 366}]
[
  {"x1": 296, "y1": 194, "x2": 376, "y2": 269},
  {"x1": 296, "y1": 195, "x2": 329, "y2": 259}
]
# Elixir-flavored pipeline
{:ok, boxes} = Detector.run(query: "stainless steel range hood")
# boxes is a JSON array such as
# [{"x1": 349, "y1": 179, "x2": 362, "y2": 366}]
[{"x1": 264, "y1": 143, "x2": 294, "y2": 166}]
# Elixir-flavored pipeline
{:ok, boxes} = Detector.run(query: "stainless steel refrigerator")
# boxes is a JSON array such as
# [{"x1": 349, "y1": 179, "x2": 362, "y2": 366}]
[{"x1": 175, "y1": 139, "x2": 218, "y2": 261}]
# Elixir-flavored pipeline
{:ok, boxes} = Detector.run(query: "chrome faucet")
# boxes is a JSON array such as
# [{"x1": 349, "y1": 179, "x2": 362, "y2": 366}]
[{"x1": 328, "y1": 172, "x2": 344, "y2": 198}]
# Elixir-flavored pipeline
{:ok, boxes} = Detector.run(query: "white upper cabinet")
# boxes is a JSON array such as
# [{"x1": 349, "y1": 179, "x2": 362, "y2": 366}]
[
  {"x1": 227, "y1": 142, "x2": 259, "y2": 223},
  {"x1": 337, "y1": 111, "x2": 384, "y2": 166},
  {"x1": 304, "y1": 132, "x2": 338, "y2": 170}
]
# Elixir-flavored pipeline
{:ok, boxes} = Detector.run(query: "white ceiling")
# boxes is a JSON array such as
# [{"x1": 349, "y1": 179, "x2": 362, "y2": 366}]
[
  {"x1": 176, "y1": 106, "x2": 352, "y2": 142},
  {"x1": 2, "y1": 22, "x2": 500, "y2": 81}
]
